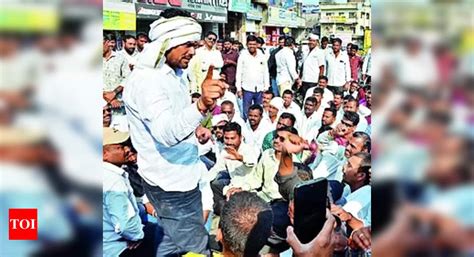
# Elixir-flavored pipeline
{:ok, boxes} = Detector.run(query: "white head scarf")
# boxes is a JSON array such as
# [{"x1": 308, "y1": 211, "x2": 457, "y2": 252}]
[
  {"x1": 136, "y1": 16, "x2": 202, "y2": 70},
  {"x1": 308, "y1": 33, "x2": 319, "y2": 41},
  {"x1": 269, "y1": 97, "x2": 284, "y2": 110}
]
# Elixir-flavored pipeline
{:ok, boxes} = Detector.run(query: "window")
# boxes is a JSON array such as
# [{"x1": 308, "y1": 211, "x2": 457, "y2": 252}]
[
  {"x1": 326, "y1": 12, "x2": 333, "y2": 17},
  {"x1": 366, "y1": 13, "x2": 370, "y2": 19},
  {"x1": 361, "y1": 12, "x2": 365, "y2": 18},
  {"x1": 337, "y1": 26, "x2": 344, "y2": 31},
  {"x1": 349, "y1": 12, "x2": 356, "y2": 18},
  {"x1": 351, "y1": 26, "x2": 356, "y2": 34},
  {"x1": 338, "y1": 12, "x2": 345, "y2": 16}
]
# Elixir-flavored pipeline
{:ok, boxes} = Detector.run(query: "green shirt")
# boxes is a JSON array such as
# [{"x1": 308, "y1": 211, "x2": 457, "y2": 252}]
[
  {"x1": 261, "y1": 130, "x2": 276, "y2": 152},
  {"x1": 242, "y1": 149, "x2": 283, "y2": 203}
]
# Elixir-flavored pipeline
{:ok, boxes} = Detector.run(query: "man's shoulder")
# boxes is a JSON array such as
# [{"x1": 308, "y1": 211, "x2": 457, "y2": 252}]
[{"x1": 264, "y1": 129, "x2": 275, "y2": 138}]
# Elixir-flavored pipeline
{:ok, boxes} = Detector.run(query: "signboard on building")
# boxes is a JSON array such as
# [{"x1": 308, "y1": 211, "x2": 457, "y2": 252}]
[
  {"x1": 364, "y1": 29, "x2": 371, "y2": 51},
  {"x1": 228, "y1": 0, "x2": 250, "y2": 13},
  {"x1": 104, "y1": 1, "x2": 136, "y2": 30},
  {"x1": 135, "y1": 0, "x2": 227, "y2": 23},
  {"x1": 302, "y1": 4, "x2": 319, "y2": 14},
  {"x1": 265, "y1": 6, "x2": 298, "y2": 28},
  {"x1": 246, "y1": 4, "x2": 263, "y2": 21},
  {"x1": 0, "y1": 3, "x2": 59, "y2": 32}
]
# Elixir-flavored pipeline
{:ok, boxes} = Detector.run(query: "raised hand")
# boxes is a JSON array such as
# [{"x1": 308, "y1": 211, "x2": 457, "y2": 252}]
[
  {"x1": 224, "y1": 146, "x2": 243, "y2": 161},
  {"x1": 198, "y1": 65, "x2": 227, "y2": 112}
]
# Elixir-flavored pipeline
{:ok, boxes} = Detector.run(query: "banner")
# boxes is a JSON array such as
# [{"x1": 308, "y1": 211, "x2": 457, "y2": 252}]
[
  {"x1": 228, "y1": 0, "x2": 250, "y2": 13},
  {"x1": 103, "y1": 1, "x2": 136, "y2": 30},
  {"x1": 265, "y1": 6, "x2": 298, "y2": 28},
  {"x1": 246, "y1": 4, "x2": 263, "y2": 21},
  {"x1": 135, "y1": 2, "x2": 227, "y2": 23},
  {"x1": 0, "y1": 4, "x2": 58, "y2": 32},
  {"x1": 364, "y1": 29, "x2": 371, "y2": 51}
]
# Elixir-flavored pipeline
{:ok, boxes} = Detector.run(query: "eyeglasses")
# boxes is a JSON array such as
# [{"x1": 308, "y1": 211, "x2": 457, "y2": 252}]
[
  {"x1": 341, "y1": 120, "x2": 354, "y2": 127},
  {"x1": 207, "y1": 37, "x2": 217, "y2": 42},
  {"x1": 213, "y1": 125, "x2": 225, "y2": 130},
  {"x1": 273, "y1": 134, "x2": 286, "y2": 142}
]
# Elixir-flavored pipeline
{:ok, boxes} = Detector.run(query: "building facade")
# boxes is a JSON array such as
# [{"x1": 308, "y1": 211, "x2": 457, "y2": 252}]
[{"x1": 318, "y1": 0, "x2": 370, "y2": 47}]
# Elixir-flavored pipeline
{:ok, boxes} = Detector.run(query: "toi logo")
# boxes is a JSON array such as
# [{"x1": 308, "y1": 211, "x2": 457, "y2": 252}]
[{"x1": 9, "y1": 209, "x2": 38, "y2": 240}]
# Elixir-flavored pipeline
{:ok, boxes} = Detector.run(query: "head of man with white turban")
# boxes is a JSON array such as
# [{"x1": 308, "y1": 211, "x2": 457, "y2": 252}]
[
  {"x1": 307, "y1": 33, "x2": 320, "y2": 51},
  {"x1": 135, "y1": 9, "x2": 202, "y2": 70},
  {"x1": 268, "y1": 97, "x2": 284, "y2": 120}
]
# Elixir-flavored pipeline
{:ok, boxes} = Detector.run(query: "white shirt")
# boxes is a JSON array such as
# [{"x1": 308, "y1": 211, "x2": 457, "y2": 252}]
[
  {"x1": 397, "y1": 48, "x2": 437, "y2": 88},
  {"x1": 198, "y1": 163, "x2": 214, "y2": 212},
  {"x1": 362, "y1": 48, "x2": 371, "y2": 77},
  {"x1": 119, "y1": 49, "x2": 139, "y2": 66},
  {"x1": 245, "y1": 118, "x2": 274, "y2": 153},
  {"x1": 309, "y1": 133, "x2": 345, "y2": 181},
  {"x1": 235, "y1": 49, "x2": 270, "y2": 92},
  {"x1": 301, "y1": 48, "x2": 325, "y2": 83},
  {"x1": 275, "y1": 47, "x2": 298, "y2": 85},
  {"x1": 355, "y1": 111, "x2": 369, "y2": 134},
  {"x1": 230, "y1": 115, "x2": 252, "y2": 143},
  {"x1": 188, "y1": 47, "x2": 224, "y2": 93},
  {"x1": 217, "y1": 90, "x2": 241, "y2": 117},
  {"x1": 299, "y1": 111, "x2": 322, "y2": 142},
  {"x1": 206, "y1": 142, "x2": 259, "y2": 195},
  {"x1": 123, "y1": 64, "x2": 205, "y2": 192},
  {"x1": 326, "y1": 50, "x2": 351, "y2": 87},
  {"x1": 280, "y1": 102, "x2": 303, "y2": 127},
  {"x1": 304, "y1": 86, "x2": 334, "y2": 105}
]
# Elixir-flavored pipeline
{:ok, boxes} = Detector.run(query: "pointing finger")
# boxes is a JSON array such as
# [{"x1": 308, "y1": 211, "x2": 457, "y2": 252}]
[{"x1": 206, "y1": 65, "x2": 215, "y2": 80}]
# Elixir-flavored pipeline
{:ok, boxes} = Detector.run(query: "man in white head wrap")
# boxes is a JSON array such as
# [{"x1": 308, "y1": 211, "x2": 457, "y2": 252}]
[
  {"x1": 265, "y1": 97, "x2": 284, "y2": 127},
  {"x1": 297, "y1": 33, "x2": 326, "y2": 104},
  {"x1": 122, "y1": 8, "x2": 226, "y2": 256}
]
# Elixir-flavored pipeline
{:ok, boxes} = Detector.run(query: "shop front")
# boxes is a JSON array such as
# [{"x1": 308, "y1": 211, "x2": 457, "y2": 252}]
[
  {"x1": 226, "y1": 0, "x2": 251, "y2": 42},
  {"x1": 135, "y1": 0, "x2": 228, "y2": 37},
  {"x1": 244, "y1": 3, "x2": 264, "y2": 38},
  {"x1": 263, "y1": 6, "x2": 298, "y2": 45}
]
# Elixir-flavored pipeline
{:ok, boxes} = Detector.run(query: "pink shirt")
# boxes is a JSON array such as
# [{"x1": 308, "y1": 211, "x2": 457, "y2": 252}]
[{"x1": 349, "y1": 55, "x2": 363, "y2": 81}]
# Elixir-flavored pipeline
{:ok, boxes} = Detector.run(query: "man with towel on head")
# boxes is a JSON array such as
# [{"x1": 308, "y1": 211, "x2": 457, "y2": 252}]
[{"x1": 123, "y1": 9, "x2": 226, "y2": 256}]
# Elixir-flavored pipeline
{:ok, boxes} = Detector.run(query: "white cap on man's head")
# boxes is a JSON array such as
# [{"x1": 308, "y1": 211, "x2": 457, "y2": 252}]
[
  {"x1": 103, "y1": 127, "x2": 129, "y2": 146},
  {"x1": 269, "y1": 97, "x2": 284, "y2": 110},
  {"x1": 212, "y1": 114, "x2": 229, "y2": 126},
  {"x1": 308, "y1": 34, "x2": 319, "y2": 41}
]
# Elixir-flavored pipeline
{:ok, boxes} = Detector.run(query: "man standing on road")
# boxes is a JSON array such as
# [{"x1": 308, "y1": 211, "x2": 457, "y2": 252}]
[
  {"x1": 326, "y1": 38, "x2": 351, "y2": 93},
  {"x1": 189, "y1": 31, "x2": 224, "y2": 93},
  {"x1": 221, "y1": 38, "x2": 239, "y2": 93},
  {"x1": 268, "y1": 36, "x2": 285, "y2": 96},
  {"x1": 123, "y1": 9, "x2": 226, "y2": 256},
  {"x1": 235, "y1": 35, "x2": 270, "y2": 120},
  {"x1": 297, "y1": 34, "x2": 325, "y2": 104},
  {"x1": 276, "y1": 37, "x2": 300, "y2": 94}
]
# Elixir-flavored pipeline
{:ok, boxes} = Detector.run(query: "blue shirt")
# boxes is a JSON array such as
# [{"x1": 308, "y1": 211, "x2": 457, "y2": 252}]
[{"x1": 103, "y1": 162, "x2": 144, "y2": 257}]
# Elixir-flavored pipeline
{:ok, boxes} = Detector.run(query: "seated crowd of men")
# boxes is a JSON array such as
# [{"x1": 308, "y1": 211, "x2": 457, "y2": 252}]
[{"x1": 103, "y1": 22, "x2": 372, "y2": 256}]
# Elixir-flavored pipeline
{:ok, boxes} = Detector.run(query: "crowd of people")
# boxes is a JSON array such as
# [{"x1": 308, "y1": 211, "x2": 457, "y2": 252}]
[{"x1": 103, "y1": 8, "x2": 372, "y2": 257}]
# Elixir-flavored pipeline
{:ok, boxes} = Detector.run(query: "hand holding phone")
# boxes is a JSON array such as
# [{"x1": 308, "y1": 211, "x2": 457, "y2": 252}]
[{"x1": 293, "y1": 178, "x2": 328, "y2": 244}]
